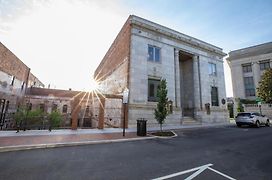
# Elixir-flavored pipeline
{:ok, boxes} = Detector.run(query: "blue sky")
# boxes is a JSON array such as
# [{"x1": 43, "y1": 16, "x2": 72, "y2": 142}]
[
  {"x1": 123, "y1": 0, "x2": 272, "y2": 52},
  {"x1": 0, "y1": 0, "x2": 272, "y2": 96}
]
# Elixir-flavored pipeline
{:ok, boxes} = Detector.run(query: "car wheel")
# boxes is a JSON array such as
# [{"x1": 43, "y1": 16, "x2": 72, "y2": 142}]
[
  {"x1": 266, "y1": 120, "x2": 270, "y2": 127},
  {"x1": 256, "y1": 120, "x2": 260, "y2": 128}
]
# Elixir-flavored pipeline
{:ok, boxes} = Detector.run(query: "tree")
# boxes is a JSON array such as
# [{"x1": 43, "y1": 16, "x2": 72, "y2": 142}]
[
  {"x1": 257, "y1": 69, "x2": 272, "y2": 103},
  {"x1": 154, "y1": 79, "x2": 169, "y2": 132},
  {"x1": 14, "y1": 106, "x2": 28, "y2": 132},
  {"x1": 237, "y1": 101, "x2": 244, "y2": 113},
  {"x1": 48, "y1": 110, "x2": 62, "y2": 131}
]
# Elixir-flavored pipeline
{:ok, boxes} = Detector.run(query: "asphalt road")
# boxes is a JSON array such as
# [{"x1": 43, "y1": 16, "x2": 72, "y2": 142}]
[{"x1": 0, "y1": 125, "x2": 271, "y2": 180}]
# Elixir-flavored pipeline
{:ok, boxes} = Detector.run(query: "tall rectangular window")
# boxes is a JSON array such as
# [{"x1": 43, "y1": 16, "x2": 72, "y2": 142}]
[
  {"x1": 242, "y1": 64, "x2": 252, "y2": 73},
  {"x1": 10, "y1": 76, "x2": 15, "y2": 86},
  {"x1": 260, "y1": 61, "x2": 270, "y2": 71},
  {"x1": 148, "y1": 79, "x2": 160, "y2": 102},
  {"x1": 244, "y1": 77, "x2": 255, "y2": 97},
  {"x1": 208, "y1": 63, "x2": 217, "y2": 76},
  {"x1": 62, "y1": 105, "x2": 68, "y2": 113},
  {"x1": 148, "y1": 45, "x2": 160, "y2": 62},
  {"x1": 211, "y1": 87, "x2": 219, "y2": 106},
  {"x1": 39, "y1": 104, "x2": 45, "y2": 112},
  {"x1": 52, "y1": 104, "x2": 58, "y2": 111}
]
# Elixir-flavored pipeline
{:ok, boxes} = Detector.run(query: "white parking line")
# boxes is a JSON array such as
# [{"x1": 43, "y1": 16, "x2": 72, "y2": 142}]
[
  {"x1": 208, "y1": 167, "x2": 236, "y2": 180},
  {"x1": 152, "y1": 164, "x2": 213, "y2": 180},
  {"x1": 152, "y1": 163, "x2": 236, "y2": 180},
  {"x1": 184, "y1": 164, "x2": 211, "y2": 180}
]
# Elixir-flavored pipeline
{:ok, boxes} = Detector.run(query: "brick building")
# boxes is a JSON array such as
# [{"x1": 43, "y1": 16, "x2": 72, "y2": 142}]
[
  {"x1": 95, "y1": 15, "x2": 228, "y2": 127},
  {"x1": 0, "y1": 42, "x2": 44, "y2": 129}
]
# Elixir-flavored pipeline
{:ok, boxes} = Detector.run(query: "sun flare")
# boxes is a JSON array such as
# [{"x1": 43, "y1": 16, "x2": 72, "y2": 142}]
[{"x1": 88, "y1": 78, "x2": 99, "y2": 92}]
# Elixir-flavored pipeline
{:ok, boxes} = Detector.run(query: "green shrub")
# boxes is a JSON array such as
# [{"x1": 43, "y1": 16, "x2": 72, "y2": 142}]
[{"x1": 48, "y1": 111, "x2": 62, "y2": 129}]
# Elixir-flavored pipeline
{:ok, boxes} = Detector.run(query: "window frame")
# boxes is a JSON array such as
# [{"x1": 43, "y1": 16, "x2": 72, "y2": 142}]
[
  {"x1": 39, "y1": 104, "x2": 45, "y2": 112},
  {"x1": 208, "y1": 63, "x2": 217, "y2": 76},
  {"x1": 148, "y1": 79, "x2": 161, "y2": 102},
  {"x1": 148, "y1": 45, "x2": 161, "y2": 63},
  {"x1": 211, "y1": 86, "x2": 219, "y2": 106},
  {"x1": 243, "y1": 76, "x2": 255, "y2": 97},
  {"x1": 259, "y1": 61, "x2": 270, "y2": 71},
  {"x1": 242, "y1": 63, "x2": 252, "y2": 73},
  {"x1": 62, "y1": 105, "x2": 68, "y2": 113}
]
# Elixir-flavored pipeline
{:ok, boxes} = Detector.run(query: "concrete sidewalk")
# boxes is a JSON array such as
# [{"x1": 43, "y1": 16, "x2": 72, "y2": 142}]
[{"x1": 0, "y1": 122, "x2": 232, "y2": 152}]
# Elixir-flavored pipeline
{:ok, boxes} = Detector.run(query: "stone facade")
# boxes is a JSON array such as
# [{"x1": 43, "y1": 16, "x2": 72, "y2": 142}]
[
  {"x1": 227, "y1": 42, "x2": 272, "y2": 100},
  {"x1": 95, "y1": 15, "x2": 228, "y2": 127}
]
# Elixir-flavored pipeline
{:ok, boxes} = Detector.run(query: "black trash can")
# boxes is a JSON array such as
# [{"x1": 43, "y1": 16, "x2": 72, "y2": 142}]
[{"x1": 137, "y1": 118, "x2": 147, "y2": 136}]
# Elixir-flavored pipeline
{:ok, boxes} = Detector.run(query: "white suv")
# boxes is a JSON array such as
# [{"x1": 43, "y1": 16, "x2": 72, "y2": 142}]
[{"x1": 235, "y1": 112, "x2": 270, "y2": 128}]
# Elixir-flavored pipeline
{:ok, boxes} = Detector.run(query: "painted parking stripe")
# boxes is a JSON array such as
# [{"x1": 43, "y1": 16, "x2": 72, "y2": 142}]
[
  {"x1": 152, "y1": 163, "x2": 236, "y2": 180},
  {"x1": 184, "y1": 165, "x2": 212, "y2": 180},
  {"x1": 152, "y1": 164, "x2": 213, "y2": 180},
  {"x1": 208, "y1": 167, "x2": 236, "y2": 180}
]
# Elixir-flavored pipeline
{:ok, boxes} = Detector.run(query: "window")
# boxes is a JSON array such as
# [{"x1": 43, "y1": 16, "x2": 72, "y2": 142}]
[
  {"x1": 39, "y1": 104, "x2": 45, "y2": 112},
  {"x1": 10, "y1": 76, "x2": 15, "y2": 86},
  {"x1": 260, "y1": 61, "x2": 270, "y2": 71},
  {"x1": 52, "y1": 104, "x2": 58, "y2": 111},
  {"x1": 26, "y1": 103, "x2": 32, "y2": 111},
  {"x1": 62, "y1": 105, "x2": 68, "y2": 113},
  {"x1": 242, "y1": 64, "x2": 252, "y2": 73},
  {"x1": 21, "y1": 82, "x2": 25, "y2": 91},
  {"x1": 211, "y1": 86, "x2": 219, "y2": 106},
  {"x1": 148, "y1": 79, "x2": 160, "y2": 102},
  {"x1": 85, "y1": 106, "x2": 90, "y2": 114},
  {"x1": 208, "y1": 63, "x2": 217, "y2": 76},
  {"x1": 148, "y1": 45, "x2": 160, "y2": 62},
  {"x1": 244, "y1": 77, "x2": 255, "y2": 97}
]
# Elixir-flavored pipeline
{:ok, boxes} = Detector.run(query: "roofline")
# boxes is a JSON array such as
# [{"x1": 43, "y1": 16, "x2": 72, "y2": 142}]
[
  {"x1": 229, "y1": 41, "x2": 272, "y2": 54},
  {"x1": 130, "y1": 15, "x2": 226, "y2": 56}
]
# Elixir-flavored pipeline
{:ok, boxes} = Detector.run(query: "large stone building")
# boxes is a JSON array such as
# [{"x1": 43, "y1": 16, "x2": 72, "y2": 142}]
[
  {"x1": 0, "y1": 42, "x2": 44, "y2": 129},
  {"x1": 95, "y1": 15, "x2": 228, "y2": 127},
  {"x1": 227, "y1": 42, "x2": 272, "y2": 100}
]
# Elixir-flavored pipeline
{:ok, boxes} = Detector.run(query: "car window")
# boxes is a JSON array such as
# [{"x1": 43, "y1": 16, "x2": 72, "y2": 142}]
[
  {"x1": 253, "y1": 113, "x2": 260, "y2": 116},
  {"x1": 237, "y1": 113, "x2": 251, "y2": 117}
]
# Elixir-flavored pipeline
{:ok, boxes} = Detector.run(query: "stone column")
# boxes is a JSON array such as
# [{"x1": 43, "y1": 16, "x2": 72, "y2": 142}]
[
  {"x1": 193, "y1": 55, "x2": 200, "y2": 110},
  {"x1": 174, "y1": 49, "x2": 181, "y2": 108},
  {"x1": 252, "y1": 62, "x2": 260, "y2": 90}
]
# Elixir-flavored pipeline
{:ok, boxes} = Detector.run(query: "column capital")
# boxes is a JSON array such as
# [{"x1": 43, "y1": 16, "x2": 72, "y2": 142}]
[
  {"x1": 174, "y1": 49, "x2": 179, "y2": 57},
  {"x1": 193, "y1": 55, "x2": 199, "y2": 61}
]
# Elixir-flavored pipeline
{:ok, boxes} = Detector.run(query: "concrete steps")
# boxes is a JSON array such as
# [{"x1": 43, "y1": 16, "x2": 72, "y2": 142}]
[{"x1": 182, "y1": 116, "x2": 201, "y2": 125}]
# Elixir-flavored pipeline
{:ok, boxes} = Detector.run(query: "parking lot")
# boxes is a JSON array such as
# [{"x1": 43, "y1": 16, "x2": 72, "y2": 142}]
[{"x1": 0, "y1": 125, "x2": 271, "y2": 180}]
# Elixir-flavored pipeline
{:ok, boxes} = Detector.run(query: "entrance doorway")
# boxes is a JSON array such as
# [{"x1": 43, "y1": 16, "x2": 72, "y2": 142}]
[{"x1": 179, "y1": 51, "x2": 195, "y2": 117}]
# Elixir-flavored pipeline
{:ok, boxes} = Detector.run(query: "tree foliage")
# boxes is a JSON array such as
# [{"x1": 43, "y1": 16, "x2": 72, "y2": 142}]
[
  {"x1": 257, "y1": 69, "x2": 272, "y2": 103},
  {"x1": 154, "y1": 79, "x2": 169, "y2": 132},
  {"x1": 14, "y1": 106, "x2": 28, "y2": 125},
  {"x1": 48, "y1": 110, "x2": 62, "y2": 129}
]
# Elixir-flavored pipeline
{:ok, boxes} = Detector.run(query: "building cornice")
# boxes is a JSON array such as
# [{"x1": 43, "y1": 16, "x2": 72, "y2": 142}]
[
  {"x1": 129, "y1": 15, "x2": 227, "y2": 57},
  {"x1": 227, "y1": 41, "x2": 272, "y2": 61}
]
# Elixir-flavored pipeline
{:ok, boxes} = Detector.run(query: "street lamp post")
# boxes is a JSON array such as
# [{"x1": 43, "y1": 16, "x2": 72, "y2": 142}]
[{"x1": 122, "y1": 88, "x2": 129, "y2": 137}]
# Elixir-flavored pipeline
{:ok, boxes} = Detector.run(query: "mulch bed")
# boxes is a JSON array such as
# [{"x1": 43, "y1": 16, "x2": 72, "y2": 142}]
[{"x1": 151, "y1": 131, "x2": 175, "y2": 137}]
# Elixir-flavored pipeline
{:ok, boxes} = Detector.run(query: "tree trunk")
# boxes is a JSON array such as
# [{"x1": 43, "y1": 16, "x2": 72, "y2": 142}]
[{"x1": 160, "y1": 123, "x2": 162, "y2": 132}]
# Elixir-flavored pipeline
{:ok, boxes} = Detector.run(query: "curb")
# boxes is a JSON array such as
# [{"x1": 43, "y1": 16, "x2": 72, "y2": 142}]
[
  {"x1": 148, "y1": 130, "x2": 178, "y2": 139},
  {"x1": 0, "y1": 136, "x2": 157, "y2": 153}
]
